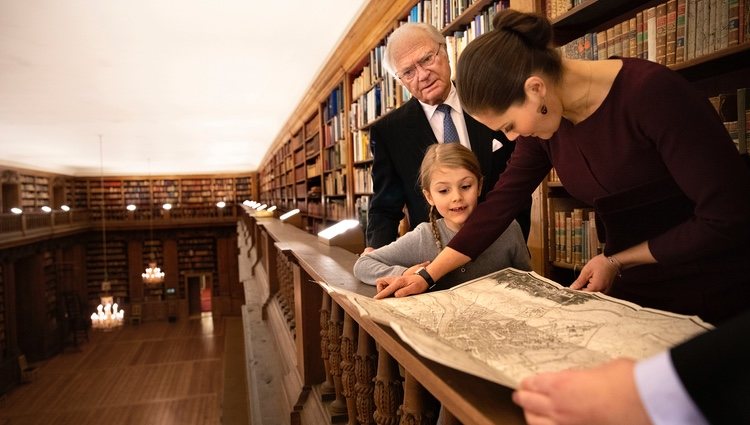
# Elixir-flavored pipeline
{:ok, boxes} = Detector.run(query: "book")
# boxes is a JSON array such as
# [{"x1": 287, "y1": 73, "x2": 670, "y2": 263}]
[
  {"x1": 647, "y1": 6, "x2": 658, "y2": 62},
  {"x1": 666, "y1": 0, "x2": 678, "y2": 65},
  {"x1": 685, "y1": 0, "x2": 698, "y2": 60},
  {"x1": 676, "y1": 0, "x2": 687, "y2": 62},
  {"x1": 656, "y1": 3, "x2": 669, "y2": 64}
]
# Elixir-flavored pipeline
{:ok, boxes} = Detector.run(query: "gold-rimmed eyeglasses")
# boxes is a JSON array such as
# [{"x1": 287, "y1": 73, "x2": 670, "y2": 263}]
[{"x1": 396, "y1": 44, "x2": 443, "y2": 82}]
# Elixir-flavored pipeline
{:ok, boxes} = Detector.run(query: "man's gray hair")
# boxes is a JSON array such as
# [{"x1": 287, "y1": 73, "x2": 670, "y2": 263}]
[{"x1": 382, "y1": 22, "x2": 446, "y2": 77}]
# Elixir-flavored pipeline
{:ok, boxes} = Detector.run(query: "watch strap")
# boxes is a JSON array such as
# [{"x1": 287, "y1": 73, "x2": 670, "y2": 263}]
[{"x1": 415, "y1": 267, "x2": 437, "y2": 290}]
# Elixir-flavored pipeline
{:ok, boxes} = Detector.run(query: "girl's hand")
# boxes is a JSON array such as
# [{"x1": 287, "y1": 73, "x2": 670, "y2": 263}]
[
  {"x1": 570, "y1": 254, "x2": 619, "y2": 293},
  {"x1": 374, "y1": 274, "x2": 429, "y2": 299}
]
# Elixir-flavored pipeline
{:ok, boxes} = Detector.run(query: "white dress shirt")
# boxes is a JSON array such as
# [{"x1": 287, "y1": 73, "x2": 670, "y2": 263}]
[
  {"x1": 634, "y1": 351, "x2": 709, "y2": 425},
  {"x1": 419, "y1": 84, "x2": 471, "y2": 149}
]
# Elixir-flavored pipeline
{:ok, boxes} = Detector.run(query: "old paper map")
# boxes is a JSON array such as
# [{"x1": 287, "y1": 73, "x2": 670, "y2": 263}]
[{"x1": 323, "y1": 268, "x2": 713, "y2": 388}]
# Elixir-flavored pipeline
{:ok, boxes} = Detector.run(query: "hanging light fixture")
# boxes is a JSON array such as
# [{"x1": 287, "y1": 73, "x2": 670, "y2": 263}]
[
  {"x1": 142, "y1": 158, "x2": 165, "y2": 286},
  {"x1": 91, "y1": 135, "x2": 124, "y2": 330}
]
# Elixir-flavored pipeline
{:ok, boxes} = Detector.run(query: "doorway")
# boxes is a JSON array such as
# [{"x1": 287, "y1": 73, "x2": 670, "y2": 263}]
[
  {"x1": 186, "y1": 273, "x2": 212, "y2": 316},
  {"x1": 1, "y1": 183, "x2": 19, "y2": 212}
]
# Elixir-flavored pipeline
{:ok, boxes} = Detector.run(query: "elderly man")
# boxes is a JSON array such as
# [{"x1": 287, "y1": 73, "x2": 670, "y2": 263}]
[{"x1": 366, "y1": 22, "x2": 529, "y2": 249}]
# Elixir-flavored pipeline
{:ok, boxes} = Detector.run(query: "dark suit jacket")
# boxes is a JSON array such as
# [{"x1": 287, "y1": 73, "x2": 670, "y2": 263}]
[
  {"x1": 366, "y1": 96, "x2": 529, "y2": 248},
  {"x1": 671, "y1": 309, "x2": 750, "y2": 424}
]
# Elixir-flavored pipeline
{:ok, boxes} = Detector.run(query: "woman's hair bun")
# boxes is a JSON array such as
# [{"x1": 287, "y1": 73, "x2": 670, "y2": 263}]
[{"x1": 492, "y1": 9, "x2": 553, "y2": 49}]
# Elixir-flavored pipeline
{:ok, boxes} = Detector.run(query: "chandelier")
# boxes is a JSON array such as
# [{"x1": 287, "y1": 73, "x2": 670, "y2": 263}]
[
  {"x1": 142, "y1": 158, "x2": 165, "y2": 286},
  {"x1": 142, "y1": 260, "x2": 165, "y2": 284},
  {"x1": 91, "y1": 136, "x2": 124, "y2": 330},
  {"x1": 90, "y1": 291, "x2": 124, "y2": 330}
]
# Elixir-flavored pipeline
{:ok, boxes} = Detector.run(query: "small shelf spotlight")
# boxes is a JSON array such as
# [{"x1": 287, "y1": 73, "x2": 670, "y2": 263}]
[
  {"x1": 41, "y1": 206, "x2": 52, "y2": 213},
  {"x1": 162, "y1": 203, "x2": 172, "y2": 210},
  {"x1": 279, "y1": 209, "x2": 300, "y2": 221},
  {"x1": 317, "y1": 219, "x2": 364, "y2": 254},
  {"x1": 216, "y1": 201, "x2": 226, "y2": 208},
  {"x1": 60, "y1": 205, "x2": 71, "y2": 212},
  {"x1": 11, "y1": 207, "x2": 22, "y2": 215},
  {"x1": 126, "y1": 204, "x2": 137, "y2": 212}
]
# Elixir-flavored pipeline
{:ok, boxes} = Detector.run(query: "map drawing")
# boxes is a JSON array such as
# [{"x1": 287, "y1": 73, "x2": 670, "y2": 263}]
[{"x1": 322, "y1": 268, "x2": 713, "y2": 388}]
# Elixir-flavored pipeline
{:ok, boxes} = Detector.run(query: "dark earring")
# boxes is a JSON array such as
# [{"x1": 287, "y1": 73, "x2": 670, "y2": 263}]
[{"x1": 540, "y1": 104, "x2": 548, "y2": 115}]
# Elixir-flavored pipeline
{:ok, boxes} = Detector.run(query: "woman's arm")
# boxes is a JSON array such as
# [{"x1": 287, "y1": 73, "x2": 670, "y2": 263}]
[{"x1": 374, "y1": 246, "x2": 471, "y2": 298}]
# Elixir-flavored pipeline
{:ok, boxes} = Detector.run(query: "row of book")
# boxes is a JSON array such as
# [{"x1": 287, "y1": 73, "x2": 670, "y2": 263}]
[
  {"x1": 323, "y1": 170, "x2": 347, "y2": 197},
  {"x1": 323, "y1": 112, "x2": 346, "y2": 148},
  {"x1": 326, "y1": 199, "x2": 348, "y2": 221},
  {"x1": 354, "y1": 165, "x2": 373, "y2": 194},
  {"x1": 550, "y1": 208, "x2": 604, "y2": 266},
  {"x1": 546, "y1": 0, "x2": 586, "y2": 20},
  {"x1": 444, "y1": 1, "x2": 511, "y2": 78},
  {"x1": 407, "y1": 0, "x2": 481, "y2": 30},
  {"x1": 352, "y1": 129, "x2": 372, "y2": 164},
  {"x1": 323, "y1": 140, "x2": 347, "y2": 171},
  {"x1": 560, "y1": 0, "x2": 750, "y2": 64}
]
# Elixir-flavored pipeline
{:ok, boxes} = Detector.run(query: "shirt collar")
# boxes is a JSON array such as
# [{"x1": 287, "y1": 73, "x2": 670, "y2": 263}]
[{"x1": 420, "y1": 83, "x2": 462, "y2": 119}]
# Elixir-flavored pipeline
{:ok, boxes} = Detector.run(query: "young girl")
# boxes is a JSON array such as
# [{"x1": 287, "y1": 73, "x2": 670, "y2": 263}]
[{"x1": 353, "y1": 143, "x2": 530, "y2": 292}]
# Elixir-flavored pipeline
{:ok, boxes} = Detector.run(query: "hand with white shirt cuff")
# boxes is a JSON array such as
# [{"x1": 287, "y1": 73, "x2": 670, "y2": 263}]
[{"x1": 512, "y1": 359, "x2": 651, "y2": 425}]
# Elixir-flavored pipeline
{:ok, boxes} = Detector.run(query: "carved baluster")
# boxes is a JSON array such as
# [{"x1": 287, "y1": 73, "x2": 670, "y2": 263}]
[
  {"x1": 341, "y1": 313, "x2": 358, "y2": 424},
  {"x1": 355, "y1": 326, "x2": 377, "y2": 425},
  {"x1": 374, "y1": 346, "x2": 402, "y2": 425},
  {"x1": 320, "y1": 293, "x2": 335, "y2": 400},
  {"x1": 399, "y1": 371, "x2": 437, "y2": 425},
  {"x1": 328, "y1": 301, "x2": 348, "y2": 416}
]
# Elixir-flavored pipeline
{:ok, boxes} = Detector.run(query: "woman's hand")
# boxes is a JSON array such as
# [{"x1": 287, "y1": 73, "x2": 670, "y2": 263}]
[
  {"x1": 570, "y1": 254, "x2": 619, "y2": 293},
  {"x1": 403, "y1": 261, "x2": 430, "y2": 277},
  {"x1": 374, "y1": 274, "x2": 429, "y2": 299}
]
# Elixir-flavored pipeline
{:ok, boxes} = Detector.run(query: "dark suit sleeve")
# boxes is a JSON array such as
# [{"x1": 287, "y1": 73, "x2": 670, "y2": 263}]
[
  {"x1": 670, "y1": 310, "x2": 750, "y2": 424},
  {"x1": 366, "y1": 123, "x2": 405, "y2": 248}
]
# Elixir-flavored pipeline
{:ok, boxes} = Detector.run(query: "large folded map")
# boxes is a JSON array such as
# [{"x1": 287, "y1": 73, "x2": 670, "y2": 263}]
[{"x1": 322, "y1": 268, "x2": 713, "y2": 388}]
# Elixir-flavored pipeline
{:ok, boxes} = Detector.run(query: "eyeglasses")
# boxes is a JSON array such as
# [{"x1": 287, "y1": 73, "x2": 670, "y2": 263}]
[{"x1": 396, "y1": 45, "x2": 443, "y2": 82}]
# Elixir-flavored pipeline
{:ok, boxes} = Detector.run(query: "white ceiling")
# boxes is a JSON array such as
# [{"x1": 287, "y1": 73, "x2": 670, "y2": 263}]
[{"x1": 0, "y1": 0, "x2": 366, "y2": 176}]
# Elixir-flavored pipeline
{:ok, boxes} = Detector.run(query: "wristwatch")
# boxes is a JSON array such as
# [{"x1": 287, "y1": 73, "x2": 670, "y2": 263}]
[{"x1": 415, "y1": 266, "x2": 437, "y2": 290}]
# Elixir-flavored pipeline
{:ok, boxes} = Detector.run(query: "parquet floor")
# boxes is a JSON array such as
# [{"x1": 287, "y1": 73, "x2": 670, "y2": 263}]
[{"x1": 0, "y1": 314, "x2": 243, "y2": 425}]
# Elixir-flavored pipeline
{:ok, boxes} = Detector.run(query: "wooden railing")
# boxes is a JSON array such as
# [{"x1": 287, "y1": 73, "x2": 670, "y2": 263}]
[
  {"x1": 0, "y1": 206, "x2": 243, "y2": 247},
  {"x1": 239, "y1": 211, "x2": 525, "y2": 425}
]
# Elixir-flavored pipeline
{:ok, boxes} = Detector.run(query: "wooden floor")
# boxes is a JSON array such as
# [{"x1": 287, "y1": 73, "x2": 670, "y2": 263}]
[{"x1": 0, "y1": 314, "x2": 245, "y2": 425}]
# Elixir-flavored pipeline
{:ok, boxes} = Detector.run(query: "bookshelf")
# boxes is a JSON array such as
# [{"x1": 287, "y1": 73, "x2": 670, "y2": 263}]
[
  {"x1": 322, "y1": 83, "x2": 349, "y2": 222},
  {"x1": 85, "y1": 237, "x2": 128, "y2": 305},
  {"x1": 303, "y1": 111, "x2": 324, "y2": 232},
  {"x1": 19, "y1": 173, "x2": 51, "y2": 212},
  {"x1": 123, "y1": 179, "x2": 151, "y2": 212},
  {"x1": 89, "y1": 178, "x2": 124, "y2": 221},
  {"x1": 42, "y1": 251, "x2": 57, "y2": 324}
]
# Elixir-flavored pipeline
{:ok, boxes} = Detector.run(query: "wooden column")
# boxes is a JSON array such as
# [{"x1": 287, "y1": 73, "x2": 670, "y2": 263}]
[
  {"x1": 341, "y1": 313, "x2": 358, "y2": 424},
  {"x1": 320, "y1": 293, "x2": 336, "y2": 400},
  {"x1": 292, "y1": 262, "x2": 324, "y2": 385},
  {"x1": 328, "y1": 301, "x2": 348, "y2": 419},
  {"x1": 355, "y1": 327, "x2": 377, "y2": 425},
  {"x1": 374, "y1": 345, "x2": 403, "y2": 425},
  {"x1": 400, "y1": 371, "x2": 438, "y2": 424}
]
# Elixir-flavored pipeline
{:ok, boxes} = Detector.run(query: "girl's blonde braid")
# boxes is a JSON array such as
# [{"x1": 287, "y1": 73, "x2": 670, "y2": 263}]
[{"x1": 428, "y1": 205, "x2": 443, "y2": 251}]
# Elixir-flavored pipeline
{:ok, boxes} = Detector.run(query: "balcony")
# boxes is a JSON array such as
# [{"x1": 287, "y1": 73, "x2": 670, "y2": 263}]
[{"x1": 0, "y1": 206, "x2": 242, "y2": 249}]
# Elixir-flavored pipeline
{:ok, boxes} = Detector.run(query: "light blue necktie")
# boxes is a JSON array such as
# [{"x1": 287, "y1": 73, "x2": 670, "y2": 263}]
[{"x1": 437, "y1": 103, "x2": 459, "y2": 144}]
